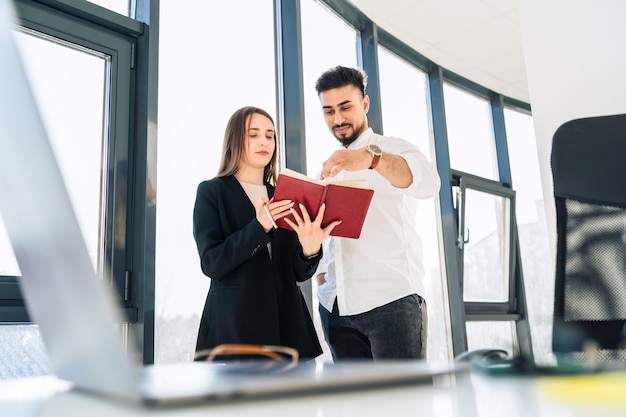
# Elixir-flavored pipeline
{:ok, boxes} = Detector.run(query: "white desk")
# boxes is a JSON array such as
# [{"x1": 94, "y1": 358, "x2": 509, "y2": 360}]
[{"x1": 1, "y1": 371, "x2": 623, "y2": 417}]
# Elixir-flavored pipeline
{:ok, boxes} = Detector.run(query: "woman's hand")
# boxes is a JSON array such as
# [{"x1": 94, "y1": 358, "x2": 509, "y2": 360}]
[
  {"x1": 283, "y1": 203, "x2": 340, "y2": 256},
  {"x1": 256, "y1": 198, "x2": 294, "y2": 233}
]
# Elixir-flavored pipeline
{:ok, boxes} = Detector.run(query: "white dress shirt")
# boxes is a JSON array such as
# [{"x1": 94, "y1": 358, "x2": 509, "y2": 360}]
[{"x1": 316, "y1": 128, "x2": 440, "y2": 316}]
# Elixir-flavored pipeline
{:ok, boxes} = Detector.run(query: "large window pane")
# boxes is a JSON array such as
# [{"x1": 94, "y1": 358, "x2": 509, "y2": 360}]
[
  {"x1": 461, "y1": 188, "x2": 512, "y2": 303},
  {"x1": 1, "y1": 28, "x2": 108, "y2": 378},
  {"x1": 444, "y1": 84, "x2": 497, "y2": 180},
  {"x1": 466, "y1": 321, "x2": 515, "y2": 354},
  {"x1": 0, "y1": 325, "x2": 49, "y2": 379},
  {"x1": 505, "y1": 108, "x2": 553, "y2": 365},
  {"x1": 301, "y1": 0, "x2": 358, "y2": 363},
  {"x1": 86, "y1": 0, "x2": 132, "y2": 17},
  {"x1": 0, "y1": 31, "x2": 107, "y2": 277},
  {"x1": 156, "y1": 0, "x2": 277, "y2": 364},
  {"x1": 378, "y1": 47, "x2": 449, "y2": 361},
  {"x1": 301, "y1": 0, "x2": 358, "y2": 177},
  {"x1": 0, "y1": 220, "x2": 18, "y2": 276}
]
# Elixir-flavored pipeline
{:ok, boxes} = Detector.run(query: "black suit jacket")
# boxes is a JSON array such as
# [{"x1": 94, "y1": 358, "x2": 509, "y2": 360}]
[{"x1": 192, "y1": 175, "x2": 322, "y2": 359}]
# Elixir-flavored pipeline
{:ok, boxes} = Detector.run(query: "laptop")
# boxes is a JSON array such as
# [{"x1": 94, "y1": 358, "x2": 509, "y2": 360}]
[{"x1": 0, "y1": 0, "x2": 464, "y2": 407}]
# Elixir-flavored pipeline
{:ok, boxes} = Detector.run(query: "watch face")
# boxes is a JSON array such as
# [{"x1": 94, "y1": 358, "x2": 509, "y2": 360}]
[{"x1": 369, "y1": 144, "x2": 382, "y2": 155}]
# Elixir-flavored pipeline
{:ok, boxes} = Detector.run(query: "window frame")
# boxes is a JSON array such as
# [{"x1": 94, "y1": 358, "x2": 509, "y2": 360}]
[
  {"x1": 1, "y1": 0, "x2": 541, "y2": 365},
  {"x1": 0, "y1": 1, "x2": 154, "y2": 360},
  {"x1": 317, "y1": 0, "x2": 535, "y2": 360},
  {"x1": 452, "y1": 171, "x2": 517, "y2": 314}
]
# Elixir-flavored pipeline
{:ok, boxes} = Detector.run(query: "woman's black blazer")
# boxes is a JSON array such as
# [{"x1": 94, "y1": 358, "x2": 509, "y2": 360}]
[{"x1": 192, "y1": 175, "x2": 322, "y2": 359}]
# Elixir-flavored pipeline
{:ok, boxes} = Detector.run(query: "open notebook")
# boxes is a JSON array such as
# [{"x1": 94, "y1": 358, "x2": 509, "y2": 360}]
[{"x1": 0, "y1": 0, "x2": 463, "y2": 407}]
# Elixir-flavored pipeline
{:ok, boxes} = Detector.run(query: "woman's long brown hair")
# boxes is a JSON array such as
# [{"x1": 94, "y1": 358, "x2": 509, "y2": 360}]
[{"x1": 216, "y1": 106, "x2": 278, "y2": 185}]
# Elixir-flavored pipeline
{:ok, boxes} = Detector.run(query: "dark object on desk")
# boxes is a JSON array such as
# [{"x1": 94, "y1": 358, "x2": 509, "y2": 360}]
[
  {"x1": 453, "y1": 349, "x2": 537, "y2": 375},
  {"x1": 454, "y1": 349, "x2": 509, "y2": 364},
  {"x1": 457, "y1": 348, "x2": 607, "y2": 376},
  {"x1": 551, "y1": 113, "x2": 626, "y2": 364}
]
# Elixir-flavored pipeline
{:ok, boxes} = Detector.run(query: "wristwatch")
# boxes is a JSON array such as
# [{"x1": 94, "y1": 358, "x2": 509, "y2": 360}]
[{"x1": 366, "y1": 144, "x2": 382, "y2": 169}]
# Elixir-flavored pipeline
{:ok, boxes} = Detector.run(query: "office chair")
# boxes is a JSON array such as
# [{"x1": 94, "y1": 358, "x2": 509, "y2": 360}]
[{"x1": 551, "y1": 113, "x2": 626, "y2": 363}]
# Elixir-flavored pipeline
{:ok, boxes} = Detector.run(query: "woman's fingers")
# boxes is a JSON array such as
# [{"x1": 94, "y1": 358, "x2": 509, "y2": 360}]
[
  {"x1": 297, "y1": 203, "x2": 312, "y2": 223},
  {"x1": 269, "y1": 199, "x2": 294, "y2": 220}
]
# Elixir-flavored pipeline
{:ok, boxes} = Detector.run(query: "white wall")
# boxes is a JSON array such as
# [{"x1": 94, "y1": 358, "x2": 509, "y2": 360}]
[{"x1": 517, "y1": 0, "x2": 626, "y2": 258}]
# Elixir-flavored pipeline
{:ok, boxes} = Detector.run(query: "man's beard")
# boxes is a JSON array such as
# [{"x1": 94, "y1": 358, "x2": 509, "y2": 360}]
[{"x1": 333, "y1": 123, "x2": 364, "y2": 147}]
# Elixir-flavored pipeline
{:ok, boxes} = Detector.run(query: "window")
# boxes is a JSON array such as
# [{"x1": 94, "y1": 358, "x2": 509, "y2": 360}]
[
  {"x1": 2, "y1": 0, "x2": 543, "y2": 370},
  {"x1": 0, "y1": 324, "x2": 50, "y2": 379},
  {"x1": 156, "y1": 0, "x2": 277, "y2": 364},
  {"x1": 505, "y1": 108, "x2": 553, "y2": 364},
  {"x1": 301, "y1": 0, "x2": 358, "y2": 177},
  {"x1": 0, "y1": 0, "x2": 140, "y2": 375},
  {"x1": 377, "y1": 46, "x2": 449, "y2": 361},
  {"x1": 440, "y1": 80, "x2": 531, "y2": 358},
  {"x1": 300, "y1": 0, "x2": 358, "y2": 363},
  {"x1": 460, "y1": 187, "x2": 513, "y2": 303},
  {"x1": 466, "y1": 321, "x2": 515, "y2": 354},
  {"x1": 0, "y1": 1, "x2": 135, "y2": 311},
  {"x1": 444, "y1": 83, "x2": 497, "y2": 181},
  {"x1": 86, "y1": 0, "x2": 132, "y2": 16},
  {"x1": 455, "y1": 174, "x2": 519, "y2": 354},
  {"x1": 13, "y1": 30, "x2": 108, "y2": 275}
]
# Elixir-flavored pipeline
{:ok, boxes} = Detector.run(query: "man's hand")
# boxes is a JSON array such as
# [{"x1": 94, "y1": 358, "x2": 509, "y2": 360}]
[
  {"x1": 320, "y1": 148, "x2": 371, "y2": 179},
  {"x1": 321, "y1": 147, "x2": 414, "y2": 188}
]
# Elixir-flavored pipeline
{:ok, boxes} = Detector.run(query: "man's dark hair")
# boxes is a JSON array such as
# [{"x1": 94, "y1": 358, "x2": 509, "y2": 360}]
[{"x1": 315, "y1": 66, "x2": 367, "y2": 96}]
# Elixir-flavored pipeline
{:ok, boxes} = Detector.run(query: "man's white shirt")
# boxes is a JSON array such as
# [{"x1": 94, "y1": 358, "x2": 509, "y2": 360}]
[{"x1": 316, "y1": 128, "x2": 440, "y2": 316}]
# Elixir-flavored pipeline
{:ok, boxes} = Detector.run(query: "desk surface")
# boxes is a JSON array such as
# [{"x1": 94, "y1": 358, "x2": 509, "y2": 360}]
[{"x1": 1, "y1": 370, "x2": 624, "y2": 417}]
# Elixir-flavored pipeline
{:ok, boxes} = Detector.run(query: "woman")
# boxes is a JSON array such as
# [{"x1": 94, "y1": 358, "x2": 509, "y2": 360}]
[{"x1": 192, "y1": 106, "x2": 338, "y2": 361}]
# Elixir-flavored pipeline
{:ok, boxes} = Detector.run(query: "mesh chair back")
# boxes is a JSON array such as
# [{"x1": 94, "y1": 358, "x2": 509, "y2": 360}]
[{"x1": 551, "y1": 113, "x2": 626, "y2": 361}]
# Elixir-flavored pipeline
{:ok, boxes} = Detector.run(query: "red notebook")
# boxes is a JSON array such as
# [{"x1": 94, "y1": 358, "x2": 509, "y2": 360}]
[{"x1": 273, "y1": 169, "x2": 374, "y2": 239}]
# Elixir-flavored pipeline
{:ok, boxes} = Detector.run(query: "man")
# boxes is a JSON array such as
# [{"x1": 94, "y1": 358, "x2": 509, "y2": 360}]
[{"x1": 314, "y1": 66, "x2": 440, "y2": 360}]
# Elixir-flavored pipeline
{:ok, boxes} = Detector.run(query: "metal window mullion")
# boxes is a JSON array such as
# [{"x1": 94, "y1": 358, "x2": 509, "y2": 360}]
[
  {"x1": 356, "y1": 20, "x2": 383, "y2": 135},
  {"x1": 275, "y1": 0, "x2": 306, "y2": 174},
  {"x1": 491, "y1": 96, "x2": 534, "y2": 361},
  {"x1": 132, "y1": 0, "x2": 159, "y2": 365},
  {"x1": 491, "y1": 95, "x2": 512, "y2": 185},
  {"x1": 275, "y1": 0, "x2": 314, "y2": 318},
  {"x1": 428, "y1": 66, "x2": 467, "y2": 356}
]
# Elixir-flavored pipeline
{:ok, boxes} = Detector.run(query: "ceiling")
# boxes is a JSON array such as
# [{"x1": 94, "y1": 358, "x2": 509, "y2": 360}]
[{"x1": 348, "y1": 0, "x2": 528, "y2": 103}]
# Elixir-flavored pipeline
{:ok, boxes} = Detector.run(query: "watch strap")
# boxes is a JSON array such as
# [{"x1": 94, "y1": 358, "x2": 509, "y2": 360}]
[
  {"x1": 367, "y1": 145, "x2": 382, "y2": 170},
  {"x1": 368, "y1": 154, "x2": 380, "y2": 169}
]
